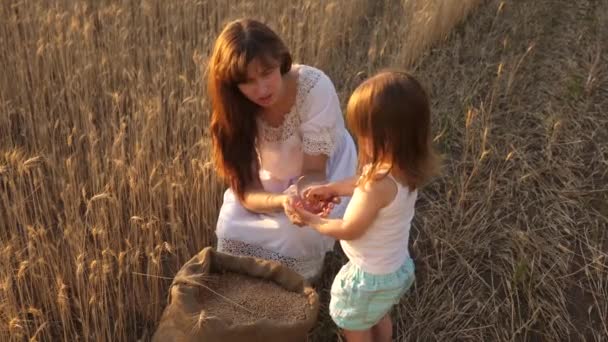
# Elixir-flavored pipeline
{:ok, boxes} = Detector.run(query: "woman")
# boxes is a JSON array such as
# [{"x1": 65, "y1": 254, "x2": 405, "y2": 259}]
[{"x1": 208, "y1": 19, "x2": 357, "y2": 280}]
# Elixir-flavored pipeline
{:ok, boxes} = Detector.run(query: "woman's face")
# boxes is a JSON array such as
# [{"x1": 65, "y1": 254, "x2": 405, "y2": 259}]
[{"x1": 237, "y1": 58, "x2": 283, "y2": 108}]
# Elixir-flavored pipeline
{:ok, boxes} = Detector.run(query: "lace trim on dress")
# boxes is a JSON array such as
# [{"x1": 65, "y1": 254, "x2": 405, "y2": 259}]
[
  {"x1": 302, "y1": 127, "x2": 336, "y2": 156},
  {"x1": 257, "y1": 66, "x2": 322, "y2": 143}
]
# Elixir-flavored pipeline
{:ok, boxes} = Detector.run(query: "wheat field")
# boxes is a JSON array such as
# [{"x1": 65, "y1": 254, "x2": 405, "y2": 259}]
[{"x1": 1, "y1": 0, "x2": 607, "y2": 341}]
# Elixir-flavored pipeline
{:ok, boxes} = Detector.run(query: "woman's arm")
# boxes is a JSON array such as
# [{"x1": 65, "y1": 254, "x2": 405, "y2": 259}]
[
  {"x1": 297, "y1": 69, "x2": 341, "y2": 189},
  {"x1": 240, "y1": 153, "x2": 329, "y2": 214},
  {"x1": 297, "y1": 152, "x2": 329, "y2": 188},
  {"x1": 241, "y1": 191, "x2": 287, "y2": 214},
  {"x1": 240, "y1": 176, "x2": 287, "y2": 214}
]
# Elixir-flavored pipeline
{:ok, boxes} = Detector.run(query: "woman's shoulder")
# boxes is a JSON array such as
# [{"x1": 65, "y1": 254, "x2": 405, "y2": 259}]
[{"x1": 295, "y1": 64, "x2": 335, "y2": 98}]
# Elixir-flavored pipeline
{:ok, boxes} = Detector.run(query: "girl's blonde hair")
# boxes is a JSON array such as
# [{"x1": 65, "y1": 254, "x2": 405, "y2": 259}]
[{"x1": 346, "y1": 71, "x2": 440, "y2": 189}]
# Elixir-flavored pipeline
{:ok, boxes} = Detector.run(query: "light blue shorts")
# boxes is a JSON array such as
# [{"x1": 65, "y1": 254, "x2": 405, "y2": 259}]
[{"x1": 329, "y1": 259, "x2": 415, "y2": 330}]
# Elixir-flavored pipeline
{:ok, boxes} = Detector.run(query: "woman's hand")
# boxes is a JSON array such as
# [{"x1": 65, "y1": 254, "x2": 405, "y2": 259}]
[
  {"x1": 283, "y1": 194, "x2": 306, "y2": 226},
  {"x1": 283, "y1": 193, "x2": 332, "y2": 226},
  {"x1": 286, "y1": 199, "x2": 323, "y2": 227}
]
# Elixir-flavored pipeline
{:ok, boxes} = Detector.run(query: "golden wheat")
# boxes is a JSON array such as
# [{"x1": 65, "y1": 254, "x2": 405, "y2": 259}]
[{"x1": 2, "y1": 0, "x2": 607, "y2": 341}]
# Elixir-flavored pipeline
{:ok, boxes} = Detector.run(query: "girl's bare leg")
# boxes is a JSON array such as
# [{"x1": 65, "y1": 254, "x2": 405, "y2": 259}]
[
  {"x1": 371, "y1": 314, "x2": 392, "y2": 342},
  {"x1": 342, "y1": 328, "x2": 373, "y2": 342}
]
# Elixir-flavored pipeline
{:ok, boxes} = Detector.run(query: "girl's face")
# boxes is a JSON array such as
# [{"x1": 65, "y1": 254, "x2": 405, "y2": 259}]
[{"x1": 237, "y1": 58, "x2": 283, "y2": 108}]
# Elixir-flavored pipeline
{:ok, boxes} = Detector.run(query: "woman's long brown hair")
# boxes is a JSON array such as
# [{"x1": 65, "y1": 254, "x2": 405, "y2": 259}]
[
  {"x1": 208, "y1": 19, "x2": 292, "y2": 200},
  {"x1": 346, "y1": 71, "x2": 440, "y2": 190}
]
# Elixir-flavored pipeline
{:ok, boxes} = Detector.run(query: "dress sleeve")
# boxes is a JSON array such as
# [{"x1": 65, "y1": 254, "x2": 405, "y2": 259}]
[{"x1": 298, "y1": 70, "x2": 344, "y2": 156}]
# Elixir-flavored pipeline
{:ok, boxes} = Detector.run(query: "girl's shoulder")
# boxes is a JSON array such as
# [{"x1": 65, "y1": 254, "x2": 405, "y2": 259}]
[{"x1": 357, "y1": 169, "x2": 398, "y2": 208}]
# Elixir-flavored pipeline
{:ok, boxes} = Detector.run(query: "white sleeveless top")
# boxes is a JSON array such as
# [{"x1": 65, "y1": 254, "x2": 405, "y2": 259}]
[{"x1": 340, "y1": 174, "x2": 417, "y2": 274}]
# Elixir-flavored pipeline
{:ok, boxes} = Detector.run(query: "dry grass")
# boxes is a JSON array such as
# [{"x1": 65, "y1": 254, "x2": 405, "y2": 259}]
[{"x1": 1, "y1": 0, "x2": 607, "y2": 341}]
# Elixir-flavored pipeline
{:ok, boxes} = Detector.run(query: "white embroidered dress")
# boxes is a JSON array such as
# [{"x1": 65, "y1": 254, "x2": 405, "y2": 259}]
[{"x1": 216, "y1": 65, "x2": 357, "y2": 279}]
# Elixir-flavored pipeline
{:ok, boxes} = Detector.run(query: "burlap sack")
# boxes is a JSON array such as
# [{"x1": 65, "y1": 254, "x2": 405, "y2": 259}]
[{"x1": 152, "y1": 247, "x2": 319, "y2": 342}]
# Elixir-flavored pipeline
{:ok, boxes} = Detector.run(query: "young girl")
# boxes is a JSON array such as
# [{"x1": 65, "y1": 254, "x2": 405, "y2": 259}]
[{"x1": 287, "y1": 71, "x2": 439, "y2": 342}]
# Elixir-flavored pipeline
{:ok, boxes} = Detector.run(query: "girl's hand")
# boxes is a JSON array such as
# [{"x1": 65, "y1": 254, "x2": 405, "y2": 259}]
[
  {"x1": 302, "y1": 187, "x2": 339, "y2": 218},
  {"x1": 301, "y1": 198, "x2": 334, "y2": 218},
  {"x1": 303, "y1": 184, "x2": 341, "y2": 206}
]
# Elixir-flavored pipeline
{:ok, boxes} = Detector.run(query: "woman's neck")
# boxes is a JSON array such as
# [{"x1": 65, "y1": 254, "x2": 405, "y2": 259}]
[{"x1": 261, "y1": 69, "x2": 298, "y2": 120}]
